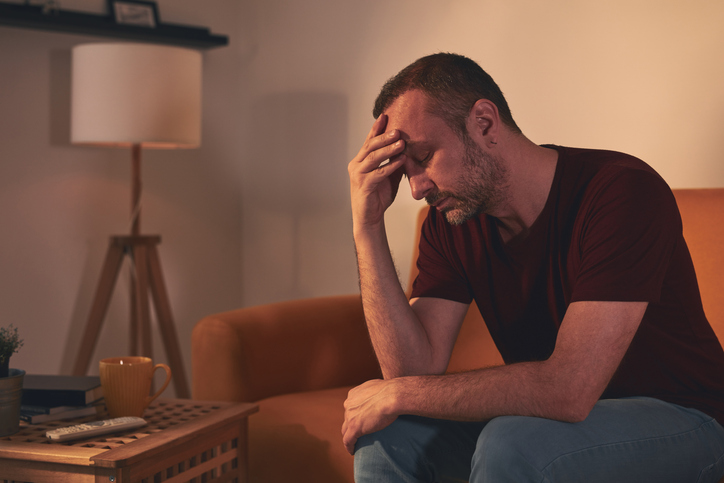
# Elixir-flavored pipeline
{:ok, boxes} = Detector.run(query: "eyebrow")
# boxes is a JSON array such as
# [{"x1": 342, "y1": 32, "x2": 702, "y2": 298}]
[
  {"x1": 402, "y1": 140, "x2": 422, "y2": 153},
  {"x1": 399, "y1": 140, "x2": 429, "y2": 160}
]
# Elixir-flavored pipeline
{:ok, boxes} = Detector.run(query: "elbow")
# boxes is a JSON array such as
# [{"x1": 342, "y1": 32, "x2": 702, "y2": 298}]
[
  {"x1": 550, "y1": 401, "x2": 592, "y2": 424},
  {"x1": 379, "y1": 350, "x2": 448, "y2": 379},
  {"x1": 561, "y1": 403, "x2": 593, "y2": 423},
  {"x1": 555, "y1": 389, "x2": 599, "y2": 423},
  {"x1": 540, "y1": 357, "x2": 604, "y2": 423},
  {"x1": 380, "y1": 360, "x2": 447, "y2": 380},
  {"x1": 542, "y1": 371, "x2": 599, "y2": 422}
]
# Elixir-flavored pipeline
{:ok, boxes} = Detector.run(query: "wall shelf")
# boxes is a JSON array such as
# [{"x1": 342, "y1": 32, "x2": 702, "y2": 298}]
[{"x1": 0, "y1": 2, "x2": 228, "y2": 49}]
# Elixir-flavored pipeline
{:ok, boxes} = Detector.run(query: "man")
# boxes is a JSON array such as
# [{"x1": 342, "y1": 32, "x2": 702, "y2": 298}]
[{"x1": 343, "y1": 53, "x2": 724, "y2": 482}]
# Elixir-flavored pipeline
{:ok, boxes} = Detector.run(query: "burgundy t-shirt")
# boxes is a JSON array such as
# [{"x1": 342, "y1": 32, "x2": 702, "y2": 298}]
[{"x1": 411, "y1": 145, "x2": 724, "y2": 423}]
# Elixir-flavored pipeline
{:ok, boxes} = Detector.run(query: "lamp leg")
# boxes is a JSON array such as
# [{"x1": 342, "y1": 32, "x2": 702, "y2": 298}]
[
  {"x1": 130, "y1": 270, "x2": 138, "y2": 356},
  {"x1": 133, "y1": 245, "x2": 154, "y2": 360},
  {"x1": 72, "y1": 239, "x2": 126, "y2": 376},
  {"x1": 147, "y1": 244, "x2": 190, "y2": 398}
]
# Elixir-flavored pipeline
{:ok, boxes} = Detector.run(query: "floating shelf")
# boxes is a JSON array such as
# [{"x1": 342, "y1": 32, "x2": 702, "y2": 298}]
[{"x1": 0, "y1": 2, "x2": 228, "y2": 49}]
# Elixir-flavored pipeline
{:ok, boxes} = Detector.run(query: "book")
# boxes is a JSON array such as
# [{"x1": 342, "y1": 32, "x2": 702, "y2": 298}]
[
  {"x1": 19, "y1": 403, "x2": 102, "y2": 424},
  {"x1": 20, "y1": 404, "x2": 84, "y2": 415},
  {"x1": 22, "y1": 375, "x2": 104, "y2": 407}
]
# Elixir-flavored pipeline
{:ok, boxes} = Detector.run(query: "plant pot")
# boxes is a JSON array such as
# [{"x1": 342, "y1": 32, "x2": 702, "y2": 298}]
[{"x1": 0, "y1": 368, "x2": 25, "y2": 437}]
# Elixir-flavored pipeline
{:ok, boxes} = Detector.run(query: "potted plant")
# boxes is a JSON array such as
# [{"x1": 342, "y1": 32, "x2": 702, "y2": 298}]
[{"x1": 0, "y1": 324, "x2": 25, "y2": 437}]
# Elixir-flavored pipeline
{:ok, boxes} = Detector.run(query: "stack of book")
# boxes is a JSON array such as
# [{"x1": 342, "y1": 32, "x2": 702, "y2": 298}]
[{"x1": 20, "y1": 375, "x2": 104, "y2": 424}]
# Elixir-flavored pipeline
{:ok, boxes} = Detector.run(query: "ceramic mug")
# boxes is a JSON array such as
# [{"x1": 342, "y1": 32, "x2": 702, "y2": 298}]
[{"x1": 99, "y1": 356, "x2": 171, "y2": 418}]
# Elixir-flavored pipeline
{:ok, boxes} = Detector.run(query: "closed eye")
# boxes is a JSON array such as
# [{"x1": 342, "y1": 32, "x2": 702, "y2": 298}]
[{"x1": 416, "y1": 152, "x2": 432, "y2": 166}]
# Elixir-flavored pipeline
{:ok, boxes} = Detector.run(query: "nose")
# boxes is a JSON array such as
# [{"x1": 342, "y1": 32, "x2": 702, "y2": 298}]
[{"x1": 405, "y1": 163, "x2": 434, "y2": 201}]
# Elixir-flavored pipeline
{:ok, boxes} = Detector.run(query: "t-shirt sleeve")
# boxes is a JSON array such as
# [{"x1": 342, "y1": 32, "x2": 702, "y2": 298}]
[
  {"x1": 570, "y1": 168, "x2": 681, "y2": 303},
  {"x1": 410, "y1": 210, "x2": 474, "y2": 304}
]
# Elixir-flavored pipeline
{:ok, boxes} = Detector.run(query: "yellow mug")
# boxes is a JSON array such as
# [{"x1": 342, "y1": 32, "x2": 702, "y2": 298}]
[{"x1": 99, "y1": 357, "x2": 172, "y2": 418}]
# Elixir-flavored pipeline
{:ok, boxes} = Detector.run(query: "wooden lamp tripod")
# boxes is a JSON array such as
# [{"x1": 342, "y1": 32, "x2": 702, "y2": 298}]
[{"x1": 69, "y1": 43, "x2": 203, "y2": 398}]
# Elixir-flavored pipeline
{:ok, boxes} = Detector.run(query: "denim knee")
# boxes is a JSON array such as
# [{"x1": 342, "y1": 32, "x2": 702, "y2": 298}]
[
  {"x1": 471, "y1": 416, "x2": 545, "y2": 483},
  {"x1": 355, "y1": 415, "x2": 485, "y2": 483},
  {"x1": 354, "y1": 417, "x2": 433, "y2": 483}
]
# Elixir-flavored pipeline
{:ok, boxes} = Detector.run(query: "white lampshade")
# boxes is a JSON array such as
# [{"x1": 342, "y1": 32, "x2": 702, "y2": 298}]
[{"x1": 71, "y1": 43, "x2": 202, "y2": 149}]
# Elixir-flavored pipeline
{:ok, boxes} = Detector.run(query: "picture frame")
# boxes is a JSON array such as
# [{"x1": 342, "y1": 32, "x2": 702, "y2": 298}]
[{"x1": 109, "y1": 0, "x2": 159, "y2": 28}]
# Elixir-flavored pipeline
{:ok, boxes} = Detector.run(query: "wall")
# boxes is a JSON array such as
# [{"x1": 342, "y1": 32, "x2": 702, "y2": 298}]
[{"x1": 2, "y1": 0, "x2": 723, "y2": 395}]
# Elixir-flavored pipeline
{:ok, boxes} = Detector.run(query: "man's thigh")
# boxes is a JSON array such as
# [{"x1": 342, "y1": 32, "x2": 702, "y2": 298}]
[{"x1": 473, "y1": 397, "x2": 724, "y2": 483}]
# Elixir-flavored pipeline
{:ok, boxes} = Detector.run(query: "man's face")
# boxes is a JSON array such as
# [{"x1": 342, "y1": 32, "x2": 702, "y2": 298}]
[
  {"x1": 426, "y1": 133, "x2": 509, "y2": 225},
  {"x1": 384, "y1": 90, "x2": 508, "y2": 225}
]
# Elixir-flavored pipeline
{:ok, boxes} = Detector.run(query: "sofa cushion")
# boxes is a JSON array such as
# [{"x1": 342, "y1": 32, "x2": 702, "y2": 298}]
[{"x1": 250, "y1": 386, "x2": 354, "y2": 483}]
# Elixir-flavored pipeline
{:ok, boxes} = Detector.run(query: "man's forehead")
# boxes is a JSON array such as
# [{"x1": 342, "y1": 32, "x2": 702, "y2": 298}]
[
  {"x1": 382, "y1": 90, "x2": 430, "y2": 127},
  {"x1": 382, "y1": 90, "x2": 447, "y2": 140}
]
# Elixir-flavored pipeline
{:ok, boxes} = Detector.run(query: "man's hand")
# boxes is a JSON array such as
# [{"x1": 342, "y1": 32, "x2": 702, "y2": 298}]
[
  {"x1": 342, "y1": 379, "x2": 400, "y2": 455},
  {"x1": 348, "y1": 115, "x2": 406, "y2": 230}
]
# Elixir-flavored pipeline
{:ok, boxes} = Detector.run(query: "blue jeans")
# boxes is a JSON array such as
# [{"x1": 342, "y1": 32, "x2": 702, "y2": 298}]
[{"x1": 354, "y1": 397, "x2": 724, "y2": 482}]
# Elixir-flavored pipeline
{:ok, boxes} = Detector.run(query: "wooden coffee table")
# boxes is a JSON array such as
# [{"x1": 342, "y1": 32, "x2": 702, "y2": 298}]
[{"x1": 0, "y1": 398, "x2": 258, "y2": 482}]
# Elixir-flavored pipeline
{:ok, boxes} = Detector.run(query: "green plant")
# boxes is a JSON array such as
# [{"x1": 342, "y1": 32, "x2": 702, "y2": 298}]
[{"x1": 0, "y1": 324, "x2": 23, "y2": 378}]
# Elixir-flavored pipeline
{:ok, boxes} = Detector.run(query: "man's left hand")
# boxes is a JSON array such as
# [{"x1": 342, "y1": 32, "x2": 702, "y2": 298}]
[{"x1": 342, "y1": 378, "x2": 400, "y2": 455}]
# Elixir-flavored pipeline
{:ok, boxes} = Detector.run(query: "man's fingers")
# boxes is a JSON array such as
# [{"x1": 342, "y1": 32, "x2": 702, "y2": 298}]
[
  {"x1": 357, "y1": 138, "x2": 405, "y2": 174},
  {"x1": 343, "y1": 429, "x2": 357, "y2": 455},
  {"x1": 355, "y1": 119, "x2": 403, "y2": 167},
  {"x1": 341, "y1": 413, "x2": 356, "y2": 454},
  {"x1": 365, "y1": 114, "x2": 387, "y2": 142},
  {"x1": 372, "y1": 155, "x2": 405, "y2": 176}
]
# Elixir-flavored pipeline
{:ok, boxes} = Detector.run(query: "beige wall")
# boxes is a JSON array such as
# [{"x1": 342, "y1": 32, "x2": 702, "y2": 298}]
[{"x1": 2, "y1": 0, "x2": 723, "y2": 395}]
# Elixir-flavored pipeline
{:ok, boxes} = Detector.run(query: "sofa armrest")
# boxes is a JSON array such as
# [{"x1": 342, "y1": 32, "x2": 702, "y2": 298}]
[{"x1": 191, "y1": 294, "x2": 381, "y2": 402}]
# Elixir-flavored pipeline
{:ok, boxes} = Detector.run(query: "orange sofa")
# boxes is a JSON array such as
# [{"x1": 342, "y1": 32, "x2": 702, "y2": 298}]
[{"x1": 192, "y1": 188, "x2": 724, "y2": 483}]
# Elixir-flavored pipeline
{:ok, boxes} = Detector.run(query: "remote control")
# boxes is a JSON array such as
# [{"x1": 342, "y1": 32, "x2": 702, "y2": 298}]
[{"x1": 46, "y1": 416, "x2": 147, "y2": 442}]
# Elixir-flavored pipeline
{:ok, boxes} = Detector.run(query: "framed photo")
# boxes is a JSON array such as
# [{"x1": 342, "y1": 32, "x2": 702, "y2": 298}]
[{"x1": 109, "y1": 0, "x2": 159, "y2": 28}]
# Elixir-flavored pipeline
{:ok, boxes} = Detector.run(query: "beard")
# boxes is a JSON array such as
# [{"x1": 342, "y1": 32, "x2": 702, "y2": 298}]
[{"x1": 425, "y1": 136, "x2": 509, "y2": 225}]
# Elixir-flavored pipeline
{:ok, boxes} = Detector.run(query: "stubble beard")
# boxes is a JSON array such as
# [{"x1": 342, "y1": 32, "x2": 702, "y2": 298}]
[{"x1": 425, "y1": 137, "x2": 509, "y2": 226}]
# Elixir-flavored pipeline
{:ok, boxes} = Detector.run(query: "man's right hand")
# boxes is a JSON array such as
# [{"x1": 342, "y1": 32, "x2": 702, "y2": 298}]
[{"x1": 348, "y1": 115, "x2": 406, "y2": 232}]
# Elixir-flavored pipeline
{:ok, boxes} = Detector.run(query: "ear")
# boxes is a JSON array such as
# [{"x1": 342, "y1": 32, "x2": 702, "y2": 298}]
[{"x1": 467, "y1": 99, "x2": 500, "y2": 147}]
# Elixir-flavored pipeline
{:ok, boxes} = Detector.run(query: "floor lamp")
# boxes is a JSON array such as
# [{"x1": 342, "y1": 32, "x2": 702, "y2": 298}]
[{"x1": 69, "y1": 43, "x2": 202, "y2": 398}]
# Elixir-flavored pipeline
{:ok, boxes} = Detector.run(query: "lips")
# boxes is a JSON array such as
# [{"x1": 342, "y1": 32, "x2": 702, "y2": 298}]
[
  {"x1": 429, "y1": 196, "x2": 452, "y2": 211},
  {"x1": 425, "y1": 194, "x2": 441, "y2": 207}
]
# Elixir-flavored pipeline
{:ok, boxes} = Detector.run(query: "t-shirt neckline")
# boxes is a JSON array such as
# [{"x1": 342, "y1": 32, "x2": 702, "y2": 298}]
[{"x1": 489, "y1": 144, "x2": 565, "y2": 251}]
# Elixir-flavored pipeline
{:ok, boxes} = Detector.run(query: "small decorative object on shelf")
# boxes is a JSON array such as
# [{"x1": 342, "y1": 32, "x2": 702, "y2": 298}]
[
  {"x1": 0, "y1": 324, "x2": 25, "y2": 437},
  {"x1": 42, "y1": 0, "x2": 60, "y2": 15},
  {"x1": 109, "y1": 0, "x2": 158, "y2": 28}
]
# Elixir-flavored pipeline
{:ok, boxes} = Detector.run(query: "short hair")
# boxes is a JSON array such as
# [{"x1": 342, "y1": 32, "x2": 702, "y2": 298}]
[{"x1": 373, "y1": 53, "x2": 521, "y2": 137}]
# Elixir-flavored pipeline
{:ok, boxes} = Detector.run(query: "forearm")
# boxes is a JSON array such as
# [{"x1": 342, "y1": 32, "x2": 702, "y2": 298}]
[
  {"x1": 343, "y1": 301, "x2": 648, "y2": 454},
  {"x1": 355, "y1": 221, "x2": 439, "y2": 378},
  {"x1": 391, "y1": 360, "x2": 590, "y2": 424}
]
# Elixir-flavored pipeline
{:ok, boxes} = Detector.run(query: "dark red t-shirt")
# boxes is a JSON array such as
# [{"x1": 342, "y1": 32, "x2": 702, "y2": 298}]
[{"x1": 411, "y1": 145, "x2": 724, "y2": 423}]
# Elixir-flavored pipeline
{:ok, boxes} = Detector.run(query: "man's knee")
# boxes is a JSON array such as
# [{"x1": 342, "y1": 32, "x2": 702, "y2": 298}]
[
  {"x1": 471, "y1": 416, "x2": 546, "y2": 482},
  {"x1": 354, "y1": 416, "x2": 434, "y2": 483}
]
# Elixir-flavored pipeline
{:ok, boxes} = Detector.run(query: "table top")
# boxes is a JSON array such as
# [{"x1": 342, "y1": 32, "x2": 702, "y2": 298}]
[{"x1": 0, "y1": 398, "x2": 258, "y2": 468}]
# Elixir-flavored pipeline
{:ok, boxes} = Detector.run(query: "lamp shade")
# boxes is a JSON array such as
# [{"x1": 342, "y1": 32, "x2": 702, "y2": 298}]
[{"x1": 71, "y1": 43, "x2": 202, "y2": 149}]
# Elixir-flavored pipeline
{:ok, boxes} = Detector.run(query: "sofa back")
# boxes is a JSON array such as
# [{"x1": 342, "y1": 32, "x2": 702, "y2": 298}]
[{"x1": 407, "y1": 188, "x2": 724, "y2": 373}]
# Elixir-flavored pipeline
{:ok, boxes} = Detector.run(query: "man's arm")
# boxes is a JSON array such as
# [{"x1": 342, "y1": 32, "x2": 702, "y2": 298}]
[
  {"x1": 342, "y1": 300, "x2": 647, "y2": 453},
  {"x1": 348, "y1": 116, "x2": 468, "y2": 378}
]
